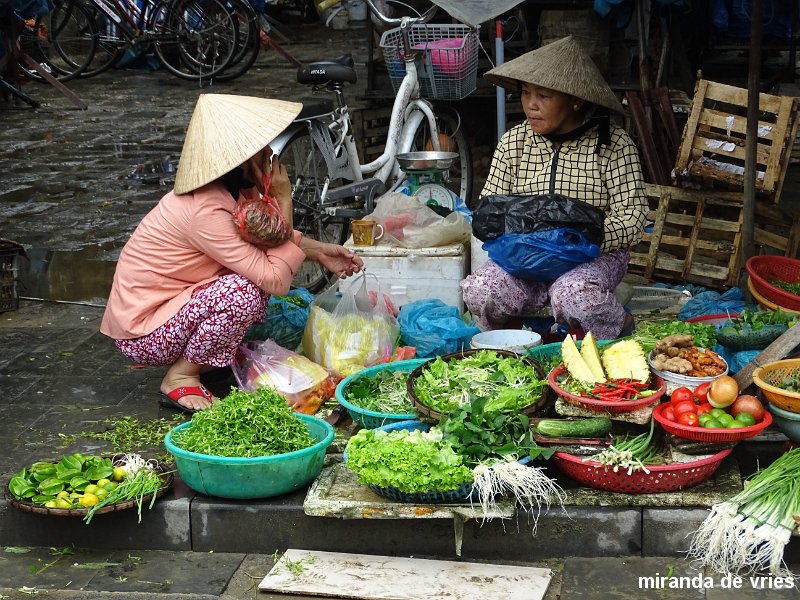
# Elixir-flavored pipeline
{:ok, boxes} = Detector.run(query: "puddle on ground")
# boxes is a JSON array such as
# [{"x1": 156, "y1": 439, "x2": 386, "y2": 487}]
[
  {"x1": 126, "y1": 159, "x2": 177, "y2": 184},
  {"x1": 17, "y1": 244, "x2": 120, "y2": 304}
]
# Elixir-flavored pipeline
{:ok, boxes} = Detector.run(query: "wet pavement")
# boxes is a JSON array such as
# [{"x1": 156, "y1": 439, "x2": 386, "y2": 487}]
[{"x1": 0, "y1": 18, "x2": 373, "y2": 304}]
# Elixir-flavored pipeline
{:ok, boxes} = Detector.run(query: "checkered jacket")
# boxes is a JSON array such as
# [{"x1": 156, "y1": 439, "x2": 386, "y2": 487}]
[{"x1": 480, "y1": 121, "x2": 648, "y2": 253}]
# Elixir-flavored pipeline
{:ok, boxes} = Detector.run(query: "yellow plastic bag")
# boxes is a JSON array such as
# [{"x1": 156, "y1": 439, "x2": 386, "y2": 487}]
[{"x1": 303, "y1": 273, "x2": 399, "y2": 377}]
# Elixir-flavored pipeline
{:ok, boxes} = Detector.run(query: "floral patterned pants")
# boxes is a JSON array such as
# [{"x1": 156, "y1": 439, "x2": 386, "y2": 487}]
[
  {"x1": 461, "y1": 249, "x2": 630, "y2": 340},
  {"x1": 115, "y1": 274, "x2": 268, "y2": 367}
]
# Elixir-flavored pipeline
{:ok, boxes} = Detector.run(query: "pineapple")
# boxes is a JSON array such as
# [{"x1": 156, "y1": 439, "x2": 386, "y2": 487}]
[
  {"x1": 561, "y1": 334, "x2": 602, "y2": 384},
  {"x1": 601, "y1": 339, "x2": 650, "y2": 382},
  {"x1": 579, "y1": 331, "x2": 606, "y2": 381}
]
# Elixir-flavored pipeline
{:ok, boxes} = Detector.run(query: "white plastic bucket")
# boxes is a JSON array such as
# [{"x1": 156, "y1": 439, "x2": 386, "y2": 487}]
[{"x1": 470, "y1": 330, "x2": 542, "y2": 354}]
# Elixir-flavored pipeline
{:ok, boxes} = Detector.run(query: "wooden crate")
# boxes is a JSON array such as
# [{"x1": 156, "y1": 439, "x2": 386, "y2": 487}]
[
  {"x1": 673, "y1": 80, "x2": 799, "y2": 203},
  {"x1": 629, "y1": 184, "x2": 745, "y2": 289}
]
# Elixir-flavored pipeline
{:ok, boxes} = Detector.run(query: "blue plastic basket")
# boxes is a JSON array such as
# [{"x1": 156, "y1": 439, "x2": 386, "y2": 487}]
[
  {"x1": 344, "y1": 420, "x2": 476, "y2": 503},
  {"x1": 335, "y1": 359, "x2": 429, "y2": 429}
]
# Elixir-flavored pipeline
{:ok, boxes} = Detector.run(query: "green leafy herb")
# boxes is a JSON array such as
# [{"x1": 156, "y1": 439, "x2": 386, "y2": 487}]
[
  {"x1": 344, "y1": 428, "x2": 473, "y2": 493},
  {"x1": 722, "y1": 307, "x2": 796, "y2": 332},
  {"x1": 769, "y1": 279, "x2": 800, "y2": 296},
  {"x1": 171, "y1": 387, "x2": 314, "y2": 458},
  {"x1": 632, "y1": 320, "x2": 717, "y2": 352},
  {"x1": 440, "y1": 397, "x2": 554, "y2": 467},
  {"x1": 344, "y1": 370, "x2": 415, "y2": 414},
  {"x1": 412, "y1": 350, "x2": 547, "y2": 415}
]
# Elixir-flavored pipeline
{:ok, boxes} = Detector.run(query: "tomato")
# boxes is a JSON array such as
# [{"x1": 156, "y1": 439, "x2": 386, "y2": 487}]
[
  {"x1": 673, "y1": 399, "x2": 697, "y2": 418},
  {"x1": 678, "y1": 412, "x2": 700, "y2": 427},
  {"x1": 695, "y1": 403, "x2": 713, "y2": 416},
  {"x1": 694, "y1": 382, "x2": 711, "y2": 403},
  {"x1": 671, "y1": 387, "x2": 695, "y2": 406},
  {"x1": 662, "y1": 405, "x2": 677, "y2": 422}
]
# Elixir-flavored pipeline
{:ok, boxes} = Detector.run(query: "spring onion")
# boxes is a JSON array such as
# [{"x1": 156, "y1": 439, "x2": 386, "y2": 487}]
[
  {"x1": 84, "y1": 454, "x2": 164, "y2": 525},
  {"x1": 588, "y1": 419, "x2": 661, "y2": 475},
  {"x1": 687, "y1": 448, "x2": 800, "y2": 576}
]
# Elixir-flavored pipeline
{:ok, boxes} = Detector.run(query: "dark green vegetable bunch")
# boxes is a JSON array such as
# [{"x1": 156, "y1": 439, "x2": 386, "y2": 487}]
[
  {"x1": 721, "y1": 307, "x2": 796, "y2": 332},
  {"x1": 633, "y1": 321, "x2": 716, "y2": 352},
  {"x1": 440, "y1": 396, "x2": 554, "y2": 468},
  {"x1": 172, "y1": 387, "x2": 314, "y2": 457}
]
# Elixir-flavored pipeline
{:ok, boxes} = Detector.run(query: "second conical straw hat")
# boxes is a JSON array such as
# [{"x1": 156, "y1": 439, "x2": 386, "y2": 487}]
[
  {"x1": 174, "y1": 94, "x2": 303, "y2": 195},
  {"x1": 484, "y1": 36, "x2": 624, "y2": 114}
]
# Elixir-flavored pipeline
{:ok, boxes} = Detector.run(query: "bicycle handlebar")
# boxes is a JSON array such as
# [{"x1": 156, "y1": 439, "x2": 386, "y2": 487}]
[{"x1": 363, "y1": 0, "x2": 438, "y2": 27}]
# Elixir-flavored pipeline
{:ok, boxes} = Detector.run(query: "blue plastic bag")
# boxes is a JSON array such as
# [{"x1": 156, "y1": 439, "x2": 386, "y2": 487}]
[
  {"x1": 245, "y1": 288, "x2": 314, "y2": 350},
  {"x1": 483, "y1": 228, "x2": 601, "y2": 282},
  {"x1": 398, "y1": 299, "x2": 480, "y2": 359},
  {"x1": 677, "y1": 287, "x2": 749, "y2": 321}
]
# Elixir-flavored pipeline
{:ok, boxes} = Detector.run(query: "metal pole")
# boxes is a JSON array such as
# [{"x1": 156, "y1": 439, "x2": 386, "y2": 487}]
[
  {"x1": 740, "y1": 0, "x2": 763, "y2": 292},
  {"x1": 495, "y1": 20, "x2": 506, "y2": 144}
]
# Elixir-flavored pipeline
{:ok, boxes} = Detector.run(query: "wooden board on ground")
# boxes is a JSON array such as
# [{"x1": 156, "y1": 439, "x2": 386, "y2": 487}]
[
  {"x1": 673, "y1": 79, "x2": 798, "y2": 203},
  {"x1": 259, "y1": 549, "x2": 553, "y2": 600}
]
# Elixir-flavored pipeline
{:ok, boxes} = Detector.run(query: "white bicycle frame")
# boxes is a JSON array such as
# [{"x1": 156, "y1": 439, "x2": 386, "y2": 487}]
[{"x1": 271, "y1": 27, "x2": 442, "y2": 206}]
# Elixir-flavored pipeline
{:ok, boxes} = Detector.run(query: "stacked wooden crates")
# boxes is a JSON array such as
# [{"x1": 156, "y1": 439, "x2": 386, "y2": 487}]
[{"x1": 628, "y1": 80, "x2": 800, "y2": 289}]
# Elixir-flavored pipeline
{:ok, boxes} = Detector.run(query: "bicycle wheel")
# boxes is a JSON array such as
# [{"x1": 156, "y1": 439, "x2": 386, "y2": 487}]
[
  {"x1": 407, "y1": 111, "x2": 473, "y2": 206},
  {"x1": 150, "y1": 0, "x2": 238, "y2": 81},
  {"x1": 281, "y1": 126, "x2": 350, "y2": 293},
  {"x1": 211, "y1": 0, "x2": 260, "y2": 82},
  {"x1": 18, "y1": 0, "x2": 98, "y2": 82},
  {"x1": 78, "y1": 6, "x2": 127, "y2": 78}
]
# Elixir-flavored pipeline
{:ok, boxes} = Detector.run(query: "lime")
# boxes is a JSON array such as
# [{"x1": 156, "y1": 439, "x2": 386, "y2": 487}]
[
  {"x1": 710, "y1": 408, "x2": 727, "y2": 419},
  {"x1": 83, "y1": 484, "x2": 100, "y2": 496},
  {"x1": 44, "y1": 500, "x2": 57, "y2": 508},
  {"x1": 698, "y1": 413, "x2": 712, "y2": 426},
  {"x1": 96, "y1": 478, "x2": 111, "y2": 488},
  {"x1": 717, "y1": 414, "x2": 735, "y2": 427},
  {"x1": 94, "y1": 487, "x2": 108, "y2": 500},
  {"x1": 78, "y1": 493, "x2": 99, "y2": 507},
  {"x1": 734, "y1": 413, "x2": 756, "y2": 427},
  {"x1": 54, "y1": 498, "x2": 73, "y2": 509},
  {"x1": 103, "y1": 481, "x2": 118, "y2": 492},
  {"x1": 56, "y1": 490, "x2": 70, "y2": 500},
  {"x1": 703, "y1": 418, "x2": 723, "y2": 429},
  {"x1": 112, "y1": 467, "x2": 126, "y2": 482}
]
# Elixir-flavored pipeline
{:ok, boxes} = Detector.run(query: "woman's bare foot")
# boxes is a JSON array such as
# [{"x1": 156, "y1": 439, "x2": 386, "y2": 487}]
[{"x1": 160, "y1": 358, "x2": 215, "y2": 411}]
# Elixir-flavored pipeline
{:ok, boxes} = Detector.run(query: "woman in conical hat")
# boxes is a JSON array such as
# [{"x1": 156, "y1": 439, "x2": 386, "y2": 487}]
[
  {"x1": 101, "y1": 94, "x2": 363, "y2": 413},
  {"x1": 461, "y1": 36, "x2": 648, "y2": 340}
]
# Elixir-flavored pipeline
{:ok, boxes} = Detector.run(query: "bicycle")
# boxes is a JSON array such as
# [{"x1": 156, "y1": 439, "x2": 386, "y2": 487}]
[
  {"x1": 18, "y1": 0, "x2": 241, "y2": 82},
  {"x1": 270, "y1": 0, "x2": 476, "y2": 292}
]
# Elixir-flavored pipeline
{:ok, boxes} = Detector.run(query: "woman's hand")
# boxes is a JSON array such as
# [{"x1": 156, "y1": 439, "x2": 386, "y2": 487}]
[{"x1": 299, "y1": 239, "x2": 363, "y2": 279}]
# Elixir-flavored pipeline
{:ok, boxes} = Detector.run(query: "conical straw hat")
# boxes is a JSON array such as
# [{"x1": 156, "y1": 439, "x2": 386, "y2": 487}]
[
  {"x1": 484, "y1": 36, "x2": 624, "y2": 114},
  {"x1": 174, "y1": 94, "x2": 303, "y2": 195}
]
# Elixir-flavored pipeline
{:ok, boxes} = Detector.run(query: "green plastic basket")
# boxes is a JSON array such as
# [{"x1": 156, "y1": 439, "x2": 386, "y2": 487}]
[
  {"x1": 164, "y1": 415, "x2": 334, "y2": 499},
  {"x1": 335, "y1": 359, "x2": 429, "y2": 429}
]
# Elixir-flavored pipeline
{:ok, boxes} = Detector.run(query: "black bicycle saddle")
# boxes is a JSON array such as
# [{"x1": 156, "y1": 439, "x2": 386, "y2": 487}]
[{"x1": 297, "y1": 55, "x2": 357, "y2": 85}]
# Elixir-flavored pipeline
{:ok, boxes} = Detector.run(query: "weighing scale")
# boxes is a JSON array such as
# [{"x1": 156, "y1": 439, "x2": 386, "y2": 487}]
[{"x1": 395, "y1": 151, "x2": 459, "y2": 211}]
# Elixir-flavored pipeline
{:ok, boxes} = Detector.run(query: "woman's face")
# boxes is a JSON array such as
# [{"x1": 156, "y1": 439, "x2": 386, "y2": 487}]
[{"x1": 520, "y1": 84, "x2": 583, "y2": 136}]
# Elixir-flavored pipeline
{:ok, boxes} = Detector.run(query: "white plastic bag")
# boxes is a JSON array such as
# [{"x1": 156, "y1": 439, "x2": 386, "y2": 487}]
[
  {"x1": 303, "y1": 273, "x2": 399, "y2": 376},
  {"x1": 366, "y1": 192, "x2": 471, "y2": 248}
]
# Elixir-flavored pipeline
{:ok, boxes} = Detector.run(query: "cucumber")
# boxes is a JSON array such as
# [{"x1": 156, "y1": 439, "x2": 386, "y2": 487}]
[{"x1": 535, "y1": 417, "x2": 612, "y2": 438}]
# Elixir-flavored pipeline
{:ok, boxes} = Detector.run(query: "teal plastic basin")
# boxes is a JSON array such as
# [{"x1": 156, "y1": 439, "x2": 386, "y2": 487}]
[
  {"x1": 767, "y1": 402, "x2": 800, "y2": 443},
  {"x1": 164, "y1": 414, "x2": 334, "y2": 499}
]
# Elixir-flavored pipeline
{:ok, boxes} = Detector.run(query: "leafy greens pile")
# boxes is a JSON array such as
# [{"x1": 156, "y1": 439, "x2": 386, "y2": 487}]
[
  {"x1": 632, "y1": 320, "x2": 716, "y2": 352},
  {"x1": 172, "y1": 387, "x2": 313, "y2": 457},
  {"x1": 345, "y1": 428, "x2": 473, "y2": 493},
  {"x1": 411, "y1": 350, "x2": 547, "y2": 415},
  {"x1": 344, "y1": 369, "x2": 415, "y2": 414}
]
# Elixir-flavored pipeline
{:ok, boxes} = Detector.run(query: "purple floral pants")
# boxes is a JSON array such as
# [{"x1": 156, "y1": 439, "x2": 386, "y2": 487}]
[
  {"x1": 115, "y1": 274, "x2": 268, "y2": 367},
  {"x1": 461, "y1": 250, "x2": 630, "y2": 340}
]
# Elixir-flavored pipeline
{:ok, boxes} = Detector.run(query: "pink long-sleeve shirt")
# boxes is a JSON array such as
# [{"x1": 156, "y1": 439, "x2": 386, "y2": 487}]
[{"x1": 101, "y1": 182, "x2": 306, "y2": 340}]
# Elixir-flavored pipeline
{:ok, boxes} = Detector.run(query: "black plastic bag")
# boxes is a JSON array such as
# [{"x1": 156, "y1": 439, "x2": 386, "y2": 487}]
[{"x1": 471, "y1": 194, "x2": 605, "y2": 245}]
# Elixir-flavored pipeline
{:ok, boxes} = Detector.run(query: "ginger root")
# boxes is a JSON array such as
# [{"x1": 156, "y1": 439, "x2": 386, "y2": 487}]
[{"x1": 651, "y1": 353, "x2": 693, "y2": 374}]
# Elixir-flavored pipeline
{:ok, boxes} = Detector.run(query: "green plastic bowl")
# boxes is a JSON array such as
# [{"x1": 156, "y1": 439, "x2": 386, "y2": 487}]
[
  {"x1": 767, "y1": 402, "x2": 800, "y2": 443},
  {"x1": 164, "y1": 414, "x2": 334, "y2": 499}
]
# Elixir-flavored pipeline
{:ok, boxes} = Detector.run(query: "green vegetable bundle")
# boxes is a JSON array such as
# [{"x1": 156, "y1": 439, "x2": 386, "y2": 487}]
[
  {"x1": 412, "y1": 350, "x2": 547, "y2": 415},
  {"x1": 632, "y1": 320, "x2": 716, "y2": 352},
  {"x1": 345, "y1": 428, "x2": 473, "y2": 493},
  {"x1": 172, "y1": 387, "x2": 314, "y2": 458},
  {"x1": 343, "y1": 369, "x2": 415, "y2": 414}
]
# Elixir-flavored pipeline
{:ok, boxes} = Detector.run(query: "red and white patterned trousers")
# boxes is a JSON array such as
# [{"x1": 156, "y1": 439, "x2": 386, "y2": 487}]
[{"x1": 115, "y1": 274, "x2": 268, "y2": 367}]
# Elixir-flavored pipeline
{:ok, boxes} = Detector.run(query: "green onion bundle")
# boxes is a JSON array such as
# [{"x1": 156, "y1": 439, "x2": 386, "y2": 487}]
[
  {"x1": 587, "y1": 419, "x2": 661, "y2": 475},
  {"x1": 687, "y1": 448, "x2": 800, "y2": 576}
]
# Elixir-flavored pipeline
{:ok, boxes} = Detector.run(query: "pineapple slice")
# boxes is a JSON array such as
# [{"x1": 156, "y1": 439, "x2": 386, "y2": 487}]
[
  {"x1": 580, "y1": 331, "x2": 606, "y2": 381},
  {"x1": 561, "y1": 334, "x2": 602, "y2": 384},
  {"x1": 601, "y1": 339, "x2": 650, "y2": 382}
]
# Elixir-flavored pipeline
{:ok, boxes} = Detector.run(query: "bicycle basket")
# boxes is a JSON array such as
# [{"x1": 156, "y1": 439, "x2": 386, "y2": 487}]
[{"x1": 379, "y1": 24, "x2": 479, "y2": 101}]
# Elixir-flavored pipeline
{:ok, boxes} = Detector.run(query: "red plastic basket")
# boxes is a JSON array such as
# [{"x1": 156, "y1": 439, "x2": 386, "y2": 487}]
[
  {"x1": 552, "y1": 448, "x2": 733, "y2": 494},
  {"x1": 547, "y1": 364, "x2": 665, "y2": 414},
  {"x1": 745, "y1": 256, "x2": 800, "y2": 312},
  {"x1": 652, "y1": 402, "x2": 773, "y2": 442}
]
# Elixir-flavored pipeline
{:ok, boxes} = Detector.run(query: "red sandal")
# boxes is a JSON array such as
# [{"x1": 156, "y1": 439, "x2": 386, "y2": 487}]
[{"x1": 159, "y1": 385, "x2": 213, "y2": 414}]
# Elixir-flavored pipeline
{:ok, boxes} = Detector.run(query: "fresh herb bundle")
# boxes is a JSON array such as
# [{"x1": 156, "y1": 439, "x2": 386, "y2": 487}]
[
  {"x1": 412, "y1": 350, "x2": 547, "y2": 415},
  {"x1": 769, "y1": 279, "x2": 800, "y2": 296},
  {"x1": 632, "y1": 320, "x2": 717, "y2": 352},
  {"x1": 344, "y1": 370, "x2": 415, "y2": 414},
  {"x1": 720, "y1": 307, "x2": 796, "y2": 332},
  {"x1": 172, "y1": 388, "x2": 313, "y2": 457}
]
